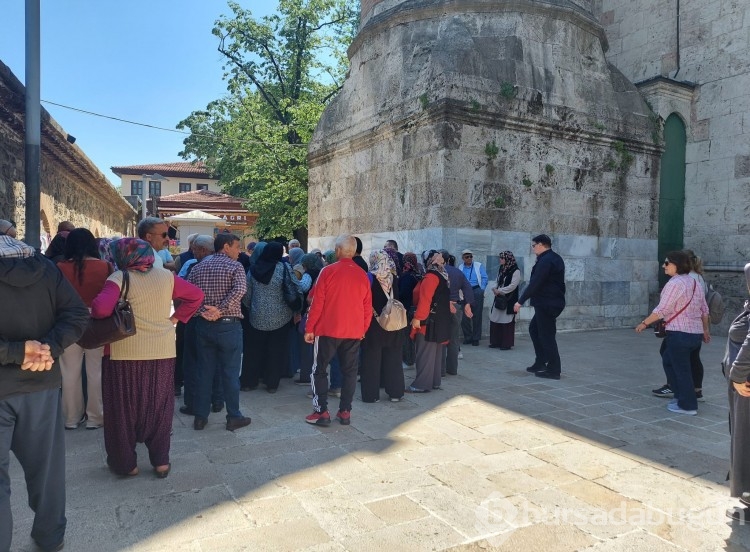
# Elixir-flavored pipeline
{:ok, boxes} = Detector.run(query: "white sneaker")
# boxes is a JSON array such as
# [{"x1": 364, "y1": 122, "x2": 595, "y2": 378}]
[
  {"x1": 667, "y1": 403, "x2": 697, "y2": 416},
  {"x1": 458, "y1": 352, "x2": 463, "y2": 359}
]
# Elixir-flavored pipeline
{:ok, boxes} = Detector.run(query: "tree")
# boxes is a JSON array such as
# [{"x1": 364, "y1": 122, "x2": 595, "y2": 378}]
[{"x1": 177, "y1": 0, "x2": 358, "y2": 242}]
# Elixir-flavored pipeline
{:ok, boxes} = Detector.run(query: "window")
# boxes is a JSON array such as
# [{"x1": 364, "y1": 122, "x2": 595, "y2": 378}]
[
  {"x1": 130, "y1": 180, "x2": 142, "y2": 196},
  {"x1": 179, "y1": 182, "x2": 191, "y2": 193},
  {"x1": 197, "y1": 183, "x2": 209, "y2": 191},
  {"x1": 149, "y1": 181, "x2": 161, "y2": 197}
]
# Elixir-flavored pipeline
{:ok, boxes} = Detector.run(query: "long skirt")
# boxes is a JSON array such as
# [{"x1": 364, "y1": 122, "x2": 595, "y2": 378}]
[
  {"x1": 489, "y1": 319, "x2": 516, "y2": 349},
  {"x1": 102, "y1": 357, "x2": 175, "y2": 475}
]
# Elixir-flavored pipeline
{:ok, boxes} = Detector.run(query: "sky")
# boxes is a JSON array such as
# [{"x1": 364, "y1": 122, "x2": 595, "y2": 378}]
[{"x1": 0, "y1": 1, "x2": 273, "y2": 187}]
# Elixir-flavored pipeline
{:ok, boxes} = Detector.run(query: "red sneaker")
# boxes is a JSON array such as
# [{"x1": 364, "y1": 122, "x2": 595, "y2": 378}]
[
  {"x1": 336, "y1": 410, "x2": 351, "y2": 425},
  {"x1": 305, "y1": 411, "x2": 331, "y2": 426}
]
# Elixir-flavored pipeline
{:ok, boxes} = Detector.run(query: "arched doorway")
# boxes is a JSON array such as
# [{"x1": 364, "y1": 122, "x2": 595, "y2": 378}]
[{"x1": 658, "y1": 113, "x2": 686, "y2": 287}]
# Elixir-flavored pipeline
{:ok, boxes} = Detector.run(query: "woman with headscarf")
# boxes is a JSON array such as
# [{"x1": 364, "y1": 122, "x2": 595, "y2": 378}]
[
  {"x1": 243, "y1": 241, "x2": 301, "y2": 393},
  {"x1": 399, "y1": 252, "x2": 423, "y2": 367},
  {"x1": 323, "y1": 249, "x2": 337, "y2": 266},
  {"x1": 360, "y1": 250, "x2": 406, "y2": 402},
  {"x1": 489, "y1": 251, "x2": 522, "y2": 350},
  {"x1": 57, "y1": 228, "x2": 114, "y2": 429},
  {"x1": 407, "y1": 250, "x2": 452, "y2": 393},
  {"x1": 294, "y1": 253, "x2": 326, "y2": 385},
  {"x1": 91, "y1": 238, "x2": 203, "y2": 477}
]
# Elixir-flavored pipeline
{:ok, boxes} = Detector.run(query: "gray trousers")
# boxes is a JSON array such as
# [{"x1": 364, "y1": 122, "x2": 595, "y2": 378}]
[
  {"x1": 462, "y1": 287, "x2": 484, "y2": 342},
  {"x1": 412, "y1": 334, "x2": 443, "y2": 390},
  {"x1": 0, "y1": 387, "x2": 66, "y2": 552},
  {"x1": 443, "y1": 309, "x2": 463, "y2": 376}
]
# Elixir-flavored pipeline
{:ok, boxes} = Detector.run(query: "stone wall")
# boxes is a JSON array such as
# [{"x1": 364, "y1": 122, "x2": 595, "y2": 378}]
[
  {"x1": 595, "y1": 0, "x2": 750, "y2": 334},
  {"x1": 309, "y1": 0, "x2": 663, "y2": 333},
  {"x1": 0, "y1": 60, "x2": 136, "y2": 241}
]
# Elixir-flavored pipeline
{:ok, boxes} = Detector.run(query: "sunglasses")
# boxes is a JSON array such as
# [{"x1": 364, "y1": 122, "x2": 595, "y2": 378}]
[
  {"x1": 150, "y1": 232, "x2": 168, "y2": 238},
  {"x1": 663, "y1": 260, "x2": 672, "y2": 266}
]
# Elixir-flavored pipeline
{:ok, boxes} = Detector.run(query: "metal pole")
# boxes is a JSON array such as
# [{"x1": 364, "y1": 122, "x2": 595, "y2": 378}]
[
  {"x1": 141, "y1": 175, "x2": 148, "y2": 219},
  {"x1": 24, "y1": 0, "x2": 41, "y2": 249}
]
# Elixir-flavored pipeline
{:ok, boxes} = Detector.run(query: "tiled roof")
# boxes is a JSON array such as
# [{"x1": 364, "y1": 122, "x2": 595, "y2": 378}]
[
  {"x1": 110, "y1": 161, "x2": 215, "y2": 179},
  {"x1": 158, "y1": 189, "x2": 242, "y2": 204}
]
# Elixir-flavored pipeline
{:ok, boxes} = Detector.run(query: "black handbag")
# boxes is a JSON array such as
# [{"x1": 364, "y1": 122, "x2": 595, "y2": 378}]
[
  {"x1": 281, "y1": 265, "x2": 304, "y2": 312},
  {"x1": 493, "y1": 294, "x2": 508, "y2": 311},
  {"x1": 77, "y1": 271, "x2": 136, "y2": 349}
]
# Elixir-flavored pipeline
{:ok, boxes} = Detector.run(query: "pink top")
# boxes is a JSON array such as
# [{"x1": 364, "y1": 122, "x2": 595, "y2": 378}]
[
  {"x1": 91, "y1": 273, "x2": 203, "y2": 323},
  {"x1": 653, "y1": 274, "x2": 708, "y2": 334}
]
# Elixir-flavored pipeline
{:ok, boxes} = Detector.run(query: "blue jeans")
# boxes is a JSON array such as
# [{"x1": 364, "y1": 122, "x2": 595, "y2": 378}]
[
  {"x1": 662, "y1": 331, "x2": 702, "y2": 411},
  {"x1": 193, "y1": 318, "x2": 243, "y2": 420}
]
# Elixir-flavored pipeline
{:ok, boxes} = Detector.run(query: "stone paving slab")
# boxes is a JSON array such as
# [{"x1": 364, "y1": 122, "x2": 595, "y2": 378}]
[{"x1": 9, "y1": 329, "x2": 750, "y2": 551}]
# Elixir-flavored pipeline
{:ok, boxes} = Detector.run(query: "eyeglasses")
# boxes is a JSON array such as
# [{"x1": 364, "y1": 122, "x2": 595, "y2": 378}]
[
  {"x1": 663, "y1": 260, "x2": 672, "y2": 266},
  {"x1": 150, "y1": 231, "x2": 168, "y2": 238}
]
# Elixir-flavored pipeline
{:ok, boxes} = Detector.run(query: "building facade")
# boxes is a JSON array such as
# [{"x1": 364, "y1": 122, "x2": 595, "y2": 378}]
[{"x1": 111, "y1": 162, "x2": 221, "y2": 206}]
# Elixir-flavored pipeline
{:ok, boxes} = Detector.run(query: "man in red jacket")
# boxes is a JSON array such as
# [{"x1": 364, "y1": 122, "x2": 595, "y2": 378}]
[{"x1": 304, "y1": 235, "x2": 372, "y2": 426}]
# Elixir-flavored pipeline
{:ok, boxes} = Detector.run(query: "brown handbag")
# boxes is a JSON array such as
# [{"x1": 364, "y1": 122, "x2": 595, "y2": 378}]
[{"x1": 77, "y1": 271, "x2": 136, "y2": 349}]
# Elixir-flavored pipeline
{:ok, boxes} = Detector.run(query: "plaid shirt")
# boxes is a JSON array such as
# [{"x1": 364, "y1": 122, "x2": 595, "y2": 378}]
[
  {"x1": 654, "y1": 273, "x2": 708, "y2": 334},
  {"x1": 187, "y1": 252, "x2": 246, "y2": 318}
]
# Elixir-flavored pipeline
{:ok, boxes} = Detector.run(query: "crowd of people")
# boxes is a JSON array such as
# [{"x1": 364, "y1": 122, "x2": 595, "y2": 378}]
[{"x1": 5, "y1": 214, "x2": 750, "y2": 547}]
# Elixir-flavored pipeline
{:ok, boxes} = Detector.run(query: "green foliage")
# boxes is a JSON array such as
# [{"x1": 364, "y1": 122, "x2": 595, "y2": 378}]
[
  {"x1": 545, "y1": 164, "x2": 554, "y2": 176},
  {"x1": 470, "y1": 99, "x2": 481, "y2": 113},
  {"x1": 493, "y1": 197, "x2": 505, "y2": 208},
  {"x1": 499, "y1": 82, "x2": 517, "y2": 100},
  {"x1": 522, "y1": 177, "x2": 533, "y2": 188},
  {"x1": 588, "y1": 119, "x2": 606, "y2": 131},
  {"x1": 419, "y1": 93, "x2": 430, "y2": 110},
  {"x1": 485, "y1": 141, "x2": 499, "y2": 160},
  {"x1": 605, "y1": 141, "x2": 635, "y2": 174},
  {"x1": 177, "y1": 0, "x2": 358, "y2": 239}
]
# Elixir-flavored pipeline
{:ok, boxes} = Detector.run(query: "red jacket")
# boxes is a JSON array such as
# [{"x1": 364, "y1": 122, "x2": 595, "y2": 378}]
[{"x1": 306, "y1": 258, "x2": 372, "y2": 339}]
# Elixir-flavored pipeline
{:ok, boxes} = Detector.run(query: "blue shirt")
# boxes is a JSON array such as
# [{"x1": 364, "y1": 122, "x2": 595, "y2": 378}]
[{"x1": 461, "y1": 262, "x2": 488, "y2": 290}]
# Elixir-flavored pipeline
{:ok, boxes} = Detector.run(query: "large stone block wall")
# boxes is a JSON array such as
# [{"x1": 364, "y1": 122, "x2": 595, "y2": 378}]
[
  {"x1": 595, "y1": 0, "x2": 750, "y2": 333},
  {"x1": 310, "y1": 229, "x2": 658, "y2": 334}
]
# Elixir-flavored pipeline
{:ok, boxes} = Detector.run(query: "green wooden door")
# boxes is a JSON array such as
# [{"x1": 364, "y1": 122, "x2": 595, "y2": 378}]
[{"x1": 658, "y1": 114, "x2": 686, "y2": 287}]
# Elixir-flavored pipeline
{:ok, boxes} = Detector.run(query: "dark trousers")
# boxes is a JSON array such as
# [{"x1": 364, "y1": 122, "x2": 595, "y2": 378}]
[
  {"x1": 443, "y1": 309, "x2": 463, "y2": 375},
  {"x1": 245, "y1": 324, "x2": 290, "y2": 390},
  {"x1": 659, "y1": 340, "x2": 704, "y2": 389},
  {"x1": 240, "y1": 305, "x2": 253, "y2": 388},
  {"x1": 461, "y1": 287, "x2": 484, "y2": 342},
  {"x1": 288, "y1": 322, "x2": 300, "y2": 377},
  {"x1": 662, "y1": 331, "x2": 702, "y2": 411},
  {"x1": 529, "y1": 306, "x2": 563, "y2": 373},
  {"x1": 361, "y1": 341, "x2": 405, "y2": 402},
  {"x1": 311, "y1": 336, "x2": 361, "y2": 413},
  {"x1": 193, "y1": 318, "x2": 243, "y2": 420},
  {"x1": 174, "y1": 320, "x2": 185, "y2": 389},
  {"x1": 0, "y1": 388, "x2": 66, "y2": 552}
]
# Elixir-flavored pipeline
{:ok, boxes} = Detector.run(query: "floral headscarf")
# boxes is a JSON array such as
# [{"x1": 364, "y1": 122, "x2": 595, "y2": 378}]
[
  {"x1": 425, "y1": 249, "x2": 449, "y2": 283},
  {"x1": 369, "y1": 249, "x2": 396, "y2": 295},
  {"x1": 499, "y1": 250, "x2": 519, "y2": 278},
  {"x1": 110, "y1": 238, "x2": 154, "y2": 272},
  {"x1": 97, "y1": 237, "x2": 117, "y2": 267},
  {"x1": 403, "y1": 252, "x2": 424, "y2": 280}
]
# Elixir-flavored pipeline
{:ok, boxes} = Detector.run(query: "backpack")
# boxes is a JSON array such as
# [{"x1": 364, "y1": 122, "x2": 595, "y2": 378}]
[
  {"x1": 706, "y1": 284, "x2": 725, "y2": 324},
  {"x1": 374, "y1": 287, "x2": 408, "y2": 331}
]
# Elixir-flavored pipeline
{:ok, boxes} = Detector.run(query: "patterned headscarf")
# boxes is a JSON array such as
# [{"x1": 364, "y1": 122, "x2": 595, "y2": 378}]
[
  {"x1": 425, "y1": 249, "x2": 449, "y2": 283},
  {"x1": 499, "y1": 250, "x2": 519, "y2": 278},
  {"x1": 369, "y1": 249, "x2": 396, "y2": 295},
  {"x1": 97, "y1": 237, "x2": 117, "y2": 267},
  {"x1": 110, "y1": 238, "x2": 154, "y2": 272},
  {"x1": 0, "y1": 235, "x2": 35, "y2": 259},
  {"x1": 402, "y1": 252, "x2": 424, "y2": 280},
  {"x1": 384, "y1": 247, "x2": 402, "y2": 276}
]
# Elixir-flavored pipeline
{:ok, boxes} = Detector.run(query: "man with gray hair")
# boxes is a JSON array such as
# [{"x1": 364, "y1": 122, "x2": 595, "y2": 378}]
[
  {"x1": 137, "y1": 217, "x2": 174, "y2": 271},
  {"x1": 304, "y1": 235, "x2": 372, "y2": 426},
  {"x1": 0, "y1": 231, "x2": 89, "y2": 551},
  {"x1": 174, "y1": 232, "x2": 199, "y2": 273}
]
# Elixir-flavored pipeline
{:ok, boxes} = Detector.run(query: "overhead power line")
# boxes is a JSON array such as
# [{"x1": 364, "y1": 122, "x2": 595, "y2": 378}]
[{"x1": 40, "y1": 99, "x2": 310, "y2": 148}]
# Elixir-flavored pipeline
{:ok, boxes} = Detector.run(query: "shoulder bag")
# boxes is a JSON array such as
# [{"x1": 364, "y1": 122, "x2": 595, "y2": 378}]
[
  {"x1": 374, "y1": 287, "x2": 408, "y2": 331},
  {"x1": 282, "y1": 264, "x2": 304, "y2": 312},
  {"x1": 77, "y1": 271, "x2": 136, "y2": 349}
]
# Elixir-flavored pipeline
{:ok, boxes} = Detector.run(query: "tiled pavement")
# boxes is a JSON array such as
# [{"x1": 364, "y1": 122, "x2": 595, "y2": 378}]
[{"x1": 9, "y1": 329, "x2": 750, "y2": 551}]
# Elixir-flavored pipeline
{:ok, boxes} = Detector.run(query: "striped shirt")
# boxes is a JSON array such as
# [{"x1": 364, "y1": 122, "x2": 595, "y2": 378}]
[
  {"x1": 653, "y1": 273, "x2": 708, "y2": 334},
  {"x1": 187, "y1": 252, "x2": 246, "y2": 318}
]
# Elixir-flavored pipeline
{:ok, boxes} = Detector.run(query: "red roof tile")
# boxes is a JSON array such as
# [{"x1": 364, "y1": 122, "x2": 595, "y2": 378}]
[
  {"x1": 110, "y1": 161, "x2": 215, "y2": 179},
  {"x1": 158, "y1": 189, "x2": 241, "y2": 204}
]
